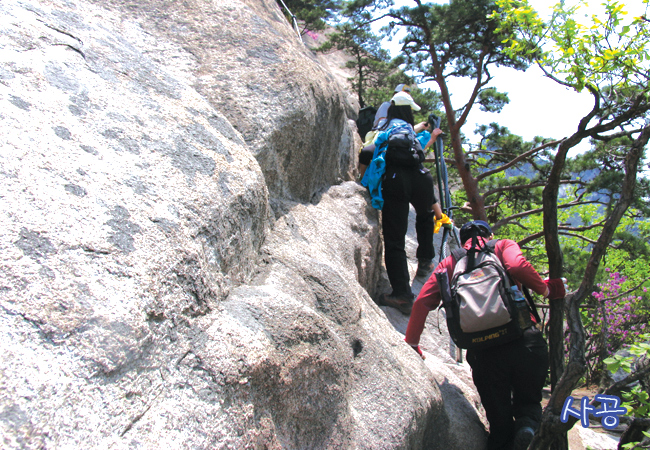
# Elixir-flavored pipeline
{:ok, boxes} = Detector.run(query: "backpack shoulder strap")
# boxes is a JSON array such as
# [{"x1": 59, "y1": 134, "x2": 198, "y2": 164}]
[
  {"x1": 482, "y1": 239, "x2": 516, "y2": 287},
  {"x1": 522, "y1": 285, "x2": 543, "y2": 324},
  {"x1": 486, "y1": 239, "x2": 498, "y2": 252},
  {"x1": 451, "y1": 247, "x2": 466, "y2": 262},
  {"x1": 486, "y1": 238, "x2": 543, "y2": 323}
]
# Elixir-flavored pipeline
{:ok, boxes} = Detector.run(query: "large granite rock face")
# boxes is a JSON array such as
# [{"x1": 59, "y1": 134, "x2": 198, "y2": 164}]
[
  {"x1": 85, "y1": 0, "x2": 359, "y2": 204},
  {"x1": 0, "y1": 0, "x2": 486, "y2": 448}
]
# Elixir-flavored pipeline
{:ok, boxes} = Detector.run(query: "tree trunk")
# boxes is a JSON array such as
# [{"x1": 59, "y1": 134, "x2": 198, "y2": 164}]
[
  {"x1": 435, "y1": 72, "x2": 487, "y2": 221},
  {"x1": 532, "y1": 124, "x2": 650, "y2": 449},
  {"x1": 415, "y1": 7, "x2": 489, "y2": 221},
  {"x1": 543, "y1": 136, "x2": 576, "y2": 389},
  {"x1": 529, "y1": 288, "x2": 587, "y2": 449},
  {"x1": 547, "y1": 298, "x2": 565, "y2": 390},
  {"x1": 618, "y1": 418, "x2": 650, "y2": 449}
]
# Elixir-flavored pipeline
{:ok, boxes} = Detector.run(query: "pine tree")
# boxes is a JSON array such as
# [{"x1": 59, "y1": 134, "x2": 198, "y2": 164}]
[
  {"x1": 277, "y1": 0, "x2": 343, "y2": 35},
  {"x1": 339, "y1": 0, "x2": 534, "y2": 221}
]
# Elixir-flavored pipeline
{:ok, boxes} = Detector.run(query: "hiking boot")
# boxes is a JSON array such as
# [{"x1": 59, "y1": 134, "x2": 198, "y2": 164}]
[
  {"x1": 379, "y1": 293, "x2": 414, "y2": 315},
  {"x1": 512, "y1": 426, "x2": 535, "y2": 450},
  {"x1": 415, "y1": 259, "x2": 434, "y2": 278}
]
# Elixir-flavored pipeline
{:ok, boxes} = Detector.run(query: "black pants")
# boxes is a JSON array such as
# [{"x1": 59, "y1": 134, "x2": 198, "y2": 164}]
[
  {"x1": 466, "y1": 327, "x2": 549, "y2": 450},
  {"x1": 359, "y1": 145, "x2": 374, "y2": 166},
  {"x1": 381, "y1": 165, "x2": 435, "y2": 297}
]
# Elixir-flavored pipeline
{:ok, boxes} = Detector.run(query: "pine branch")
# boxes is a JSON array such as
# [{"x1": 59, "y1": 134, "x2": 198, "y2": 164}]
[
  {"x1": 537, "y1": 63, "x2": 575, "y2": 89},
  {"x1": 517, "y1": 231, "x2": 544, "y2": 247},
  {"x1": 558, "y1": 231, "x2": 618, "y2": 248},
  {"x1": 577, "y1": 84, "x2": 602, "y2": 134},
  {"x1": 592, "y1": 126, "x2": 649, "y2": 141},
  {"x1": 558, "y1": 220, "x2": 608, "y2": 232},
  {"x1": 465, "y1": 149, "x2": 507, "y2": 157},
  {"x1": 517, "y1": 220, "x2": 605, "y2": 247},
  {"x1": 517, "y1": 220, "x2": 608, "y2": 247},
  {"x1": 483, "y1": 179, "x2": 577, "y2": 197},
  {"x1": 494, "y1": 200, "x2": 604, "y2": 230},
  {"x1": 476, "y1": 139, "x2": 563, "y2": 181},
  {"x1": 588, "y1": 92, "x2": 650, "y2": 137}
]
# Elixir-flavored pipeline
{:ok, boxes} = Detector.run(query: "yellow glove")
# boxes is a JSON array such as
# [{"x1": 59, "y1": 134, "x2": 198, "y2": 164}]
[
  {"x1": 362, "y1": 130, "x2": 378, "y2": 148},
  {"x1": 434, "y1": 213, "x2": 452, "y2": 234}
]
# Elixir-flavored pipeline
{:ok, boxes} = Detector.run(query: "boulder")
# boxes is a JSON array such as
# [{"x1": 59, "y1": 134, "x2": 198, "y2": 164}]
[
  {"x1": 0, "y1": 0, "x2": 486, "y2": 448},
  {"x1": 85, "y1": 0, "x2": 360, "y2": 203}
]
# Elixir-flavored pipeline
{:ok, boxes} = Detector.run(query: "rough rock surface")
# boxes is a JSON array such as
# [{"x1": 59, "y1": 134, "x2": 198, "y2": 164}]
[
  {"x1": 0, "y1": 0, "x2": 487, "y2": 448},
  {"x1": 83, "y1": 0, "x2": 359, "y2": 204}
]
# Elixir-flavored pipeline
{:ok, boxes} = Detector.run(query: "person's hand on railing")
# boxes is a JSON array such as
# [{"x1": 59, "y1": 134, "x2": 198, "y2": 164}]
[
  {"x1": 544, "y1": 277, "x2": 568, "y2": 300},
  {"x1": 434, "y1": 213, "x2": 453, "y2": 234}
]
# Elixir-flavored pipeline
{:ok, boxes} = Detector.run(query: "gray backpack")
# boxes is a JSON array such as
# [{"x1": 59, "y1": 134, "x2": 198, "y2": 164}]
[
  {"x1": 384, "y1": 124, "x2": 423, "y2": 167},
  {"x1": 436, "y1": 240, "x2": 538, "y2": 350}
]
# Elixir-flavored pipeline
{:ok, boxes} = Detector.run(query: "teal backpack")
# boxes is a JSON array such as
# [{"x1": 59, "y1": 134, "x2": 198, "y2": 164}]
[{"x1": 361, "y1": 123, "x2": 422, "y2": 210}]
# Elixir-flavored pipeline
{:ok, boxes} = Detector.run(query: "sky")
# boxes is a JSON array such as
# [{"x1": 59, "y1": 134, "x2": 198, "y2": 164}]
[
  {"x1": 435, "y1": 66, "x2": 594, "y2": 149},
  {"x1": 377, "y1": 0, "x2": 647, "y2": 154}
]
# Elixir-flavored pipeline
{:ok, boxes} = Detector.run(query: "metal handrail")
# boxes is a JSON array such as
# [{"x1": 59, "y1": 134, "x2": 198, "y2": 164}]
[{"x1": 277, "y1": 0, "x2": 303, "y2": 43}]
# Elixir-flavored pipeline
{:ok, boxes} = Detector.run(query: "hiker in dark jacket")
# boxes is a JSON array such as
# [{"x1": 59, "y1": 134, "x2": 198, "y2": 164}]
[
  {"x1": 357, "y1": 85, "x2": 414, "y2": 180},
  {"x1": 405, "y1": 220, "x2": 567, "y2": 450},
  {"x1": 362, "y1": 91, "x2": 448, "y2": 315}
]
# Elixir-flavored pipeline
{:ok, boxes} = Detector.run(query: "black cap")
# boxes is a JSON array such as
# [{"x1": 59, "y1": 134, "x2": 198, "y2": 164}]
[{"x1": 460, "y1": 220, "x2": 492, "y2": 243}]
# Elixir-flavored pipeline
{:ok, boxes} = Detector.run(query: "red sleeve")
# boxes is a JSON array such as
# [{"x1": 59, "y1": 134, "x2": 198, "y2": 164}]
[
  {"x1": 404, "y1": 255, "x2": 455, "y2": 346},
  {"x1": 494, "y1": 239, "x2": 547, "y2": 296},
  {"x1": 405, "y1": 239, "x2": 546, "y2": 345}
]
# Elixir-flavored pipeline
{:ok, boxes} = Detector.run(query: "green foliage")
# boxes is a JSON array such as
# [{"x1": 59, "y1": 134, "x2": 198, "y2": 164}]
[
  {"x1": 477, "y1": 88, "x2": 510, "y2": 113},
  {"x1": 604, "y1": 338, "x2": 650, "y2": 376},
  {"x1": 317, "y1": 22, "x2": 396, "y2": 107},
  {"x1": 622, "y1": 435, "x2": 650, "y2": 450},
  {"x1": 410, "y1": 86, "x2": 444, "y2": 123},
  {"x1": 572, "y1": 214, "x2": 650, "y2": 384},
  {"x1": 317, "y1": 1, "x2": 446, "y2": 111},
  {"x1": 334, "y1": 0, "x2": 533, "y2": 128},
  {"x1": 492, "y1": 0, "x2": 650, "y2": 93},
  {"x1": 556, "y1": 126, "x2": 650, "y2": 292},
  {"x1": 584, "y1": 270, "x2": 650, "y2": 384},
  {"x1": 604, "y1": 335, "x2": 650, "y2": 420},
  {"x1": 576, "y1": 137, "x2": 650, "y2": 219},
  {"x1": 560, "y1": 133, "x2": 650, "y2": 289},
  {"x1": 489, "y1": 2, "x2": 650, "y2": 309},
  {"x1": 462, "y1": 117, "x2": 650, "y2": 300},
  {"x1": 392, "y1": 0, "x2": 530, "y2": 80},
  {"x1": 277, "y1": 0, "x2": 343, "y2": 33},
  {"x1": 465, "y1": 123, "x2": 552, "y2": 226}
]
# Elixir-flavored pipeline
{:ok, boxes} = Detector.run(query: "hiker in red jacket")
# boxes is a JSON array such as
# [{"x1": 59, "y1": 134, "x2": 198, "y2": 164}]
[{"x1": 405, "y1": 220, "x2": 567, "y2": 450}]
